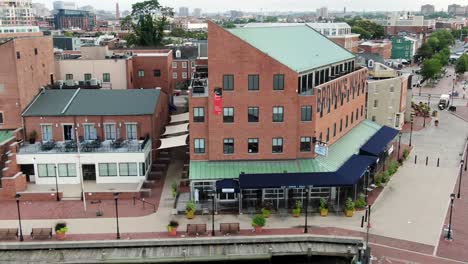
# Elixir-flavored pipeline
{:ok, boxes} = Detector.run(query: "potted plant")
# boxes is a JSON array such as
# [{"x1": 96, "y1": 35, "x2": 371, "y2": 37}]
[
  {"x1": 29, "y1": 130, "x2": 38, "y2": 144},
  {"x1": 167, "y1": 220, "x2": 179, "y2": 236},
  {"x1": 55, "y1": 222, "x2": 68, "y2": 240},
  {"x1": 251, "y1": 214, "x2": 266, "y2": 233},
  {"x1": 355, "y1": 193, "x2": 367, "y2": 210},
  {"x1": 345, "y1": 198, "x2": 355, "y2": 217},
  {"x1": 171, "y1": 182, "x2": 178, "y2": 198},
  {"x1": 261, "y1": 202, "x2": 272, "y2": 218},
  {"x1": 292, "y1": 200, "x2": 302, "y2": 217},
  {"x1": 319, "y1": 198, "x2": 329, "y2": 217},
  {"x1": 186, "y1": 200, "x2": 196, "y2": 219}
]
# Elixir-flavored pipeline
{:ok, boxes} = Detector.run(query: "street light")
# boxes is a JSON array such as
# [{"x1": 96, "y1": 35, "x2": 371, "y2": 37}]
[
  {"x1": 409, "y1": 118, "x2": 414, "y2": 147},
  {"x1": 451, "y1": 78, "x2": 456, "y2": 107},
  {"x1": 211, "y1": 191, "x2": 215, "y2": 236},
  {"x1": 446, "y1": 193, "x2": 455, "y2": 240},
  {"x1": 397, "y1": 132, "x2": 402, "y2": 161},
  {"x1": 113, "y1": 192, "x2": 121, "y2": 239},
  {"x1": 15, "y1": 193, "x2": 24, "y2": 242},
  {"x1": 457, "y1": 160, "x2": 464, "y2": 199},
  {"x1": 54, "y1": 165, "x2": 60, "y2": 202},
  {"x1": 304, "y1": 188, "x2": 309, "y2": 233}
]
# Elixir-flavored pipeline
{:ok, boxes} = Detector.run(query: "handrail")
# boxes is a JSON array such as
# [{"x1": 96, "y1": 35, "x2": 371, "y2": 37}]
[{"x1": 133, "y1": 196, "x2": 156, "y2": 212}]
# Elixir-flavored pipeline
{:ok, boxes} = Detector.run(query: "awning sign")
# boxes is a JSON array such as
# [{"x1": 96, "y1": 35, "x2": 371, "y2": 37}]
[
  {"x1": 388, "y1": 144, "x2": 394, "y2": 155},
  {"x1": 315, "y1": 143, "x2": 328, "y2": 156},
  {"x1": 222, "y1": 188, "x2": 235, "y2": 193}
]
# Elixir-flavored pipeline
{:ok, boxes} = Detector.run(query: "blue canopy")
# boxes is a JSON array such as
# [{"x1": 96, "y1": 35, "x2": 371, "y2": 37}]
[
  {"x1": 216, "y1": 179, "x2": 240, "y2": 192},
  {"x1": 360, "y1": 126, "x2": 399, "y2": 156},
  {"x1": 239, "y1": 155, "x2": 377, "y2": 189}
]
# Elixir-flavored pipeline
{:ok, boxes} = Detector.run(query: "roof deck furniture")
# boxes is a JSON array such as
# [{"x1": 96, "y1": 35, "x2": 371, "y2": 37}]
[
  {"x1": 64, "y1": 141, "x2": 77, "y2": 152},
  {"x1": 219, "y1": 223, "x2": 240, "y2": 235},
  {"x1": 30, "y1": 228, "x2": 52, "y2": 240},
  {"x1": 111, "y1": 138, "x2": 124, "y2": 149},
  {"x1": 0, "y1": 228, "x2": 19, "y2": 240},
  {"x1": 186, "y1": 224, "x2": 207, "y2": 236},
  {"x1": 40, "y1": 141, "x2": 55, "y2": 151}
]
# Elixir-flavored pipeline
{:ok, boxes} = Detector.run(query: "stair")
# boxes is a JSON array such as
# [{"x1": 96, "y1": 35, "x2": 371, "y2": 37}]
[{"x1": 61, "y1": 197, "x2": 82, "y2": 201}]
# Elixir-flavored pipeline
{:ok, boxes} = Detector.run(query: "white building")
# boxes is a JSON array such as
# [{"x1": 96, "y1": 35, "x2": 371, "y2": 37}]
[
  {"x1": 316, "y1": 7, "x2": 328, "y2": 18},
  {"x1": 0, "y1": 0, "x2": 34, "y2": 26},
  {"x1": 179, "y1": 7, "x2": 189, "y2": 17}
]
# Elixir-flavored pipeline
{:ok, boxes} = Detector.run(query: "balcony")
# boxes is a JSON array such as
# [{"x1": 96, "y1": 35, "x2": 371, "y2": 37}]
[
  {"x1": 18, "y1": 138, "x2": 150, "y2": 155},
  {"x1": 189, "y1": 71, "x2": 209, "y2": 97}
]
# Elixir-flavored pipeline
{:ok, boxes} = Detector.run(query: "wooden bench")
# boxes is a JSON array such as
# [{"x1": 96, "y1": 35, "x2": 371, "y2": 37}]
[
  {"x1": 220, "y1": 223, "x2": 240, "y2": 235},
  {"x1": 0, "y1": 228, "x2": 18, "y2": 240},
  {"x1": 30, "y1": 228, "x2": 52, "y2": 240},
  {"x1": 186, "y1": 224, "x2": 206, "y2": 236}
]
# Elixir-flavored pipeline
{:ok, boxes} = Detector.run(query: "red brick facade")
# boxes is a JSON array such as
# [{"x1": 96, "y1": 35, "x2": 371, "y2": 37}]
[
  {"x1": 358, "y1": 41, "x2": 392, "y2": 59},
  {"x1": 0, "y1": 129, "x2": 27, "y2": 199},
  {"x1": 386, "y1": 26, "x2": 432, "y2": 35},
  {"x1": 190, "y1": 22, "x2": 367, "y2": 161},
  {"x1": 0, "y1": 37, "x2": 55, "y2": 130},
  {"x1": 172, "y1": 59, "x2": 194, "y2": 89}
]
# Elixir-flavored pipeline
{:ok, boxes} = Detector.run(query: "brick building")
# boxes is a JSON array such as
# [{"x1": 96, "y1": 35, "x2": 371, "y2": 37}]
[
  {"x1": 188, "y1": 22, "x2": 398, "y2": 212},
  {"x1": 1, "y1": 88, "x2": 171, "y2": 200},
  {"x1": 54, "y1": 9, "x2": 96, "y2": 30},
  {"x1": 385, "y1": 13, "x2": 435, "y2": 36},
  {"x1": 0, "y1": 36, "x2": 55, "y2": 130},
  {"x1": 358, "y1": 40, "x2": 392, "y2": 60},
  {"x1": 171, "y1": 46, "x2": 198, "y2": 90}
]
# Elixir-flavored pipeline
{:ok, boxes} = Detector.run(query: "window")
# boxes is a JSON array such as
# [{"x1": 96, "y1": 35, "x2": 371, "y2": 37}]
[
  {"x1": 191, "y1": 61, "x2": 195, "y2": 68},
  {"x1": 140, "y1": 162, "x2": 146, "y2": 176},
  {"x1": 374, "y1": 100, "x2": 378, "y2": 108},
  {"x1": 182, "y1": 62, "x2": 187, "y2": 68},
  {"x1": 138, "y1": 69, "x2": 145, "y2": 77},
  {"x1": 273, "y1": 74, "x2": 284, "y2": 90},
  {"x1": 248, "y1": 138, "x2": 259, "y2": 153},
  {"x1": 99, "y1": 163, "x2": 117, "y2": 176},
  {"x1": 223, "y1": 107, "x2": 234, "y2": 123},
  {"x1": 272, "y1": 138, "x2": 283, "y2": 153},
  {"x1": 65, "y1": 74, "x2": 73, "y2": 80},
  {"x1": 58, "y1": 164, "x2": 76, "y2": 177},
  {"x1": 37, "y1": 164, "x2": 55, "y2": 177},
  {"x1": 16, "y1": 52, "x2": 20, "y2": 59},
  {"x1": 223, "y1": 138, "x2": 234, "y2": 154},
  {"x1": 346, "y1": 115, "x2": 349, "y2": 128},
  {"x1": 273, "y1": 106, "x2": 284, "y2": 122},
  {"x1": 361, "y1": 105, "x2": 364, "y2": 117},
  {"x1": 356, "y1": 109, "x2": 359, "y2": 120},
  {"x1": 182, "y1": 72, "x2": 188, "y2": 79},
  {"x1": 84, "y1": 73, "x2": 92, "y2": 81},
  {"x1": 83, "y1": 124, "x2": 97, "y2": 140},
  {"x1": 119, "y1": 163, "x2": 138, "y2": 176},
  {"x1": 126, "y1": 123, "x2": 137, "y2": 140},
  {"x1": 194, "y1": 138, "x2": 205, "y2": 153},
  {"x1": 223, "y1": 75, "x2": 234, "y2": 90},
  {"x1": 0, "y1": 112, "x2": 3, "y2": 124},
  {"x1": 153, "y1": 69, "x2": 161, "y2": 77},
  {"x1": 300, "y1": 137, "x2": 311, "y2": 152},
  {"x1": 104, "y1": 124, "x2": 116, "y2": 140},
  {"x1": 351, "y1": 111, "x2": 354, "y2": 124},
  {"x1": 372, "y1": 116, "x2": 376, "y2": 121},
  {"x1": 248, "y1": 107, "x2": 259, "y2": 122},
  {"x1": 34, "y1": 48, "x2": 38, "y2": 55},
  {"x1": 193, "y1": 107, "x2": 204, "y2": 122},
  {"x1": 301, "y1": 106, "x2": 312, "y2": 121},
  {"x1": 172, "y1": 62, "x2": 177, "y2": 68},
  {"x1": 173, "y1": 72, "x2": 178, "y2": 79},
  {"x1": 333, "y1": 123, "x2": 336, "y2": 137},
  {"x1": 248, "y1": 74, "x2": 259, "y2": 90},
  {"x1": 103, "y1": 73, "x2": 111, "y2": 82},
  {"x1": 326, "y1": 128, "x2": 330, "y2": 142},
  {"x1": 340, "y1": 119, "x2": 343, "y2": 132},
  {"x1": 41, "y1": 124, "x2": 52, "y2": 141}
]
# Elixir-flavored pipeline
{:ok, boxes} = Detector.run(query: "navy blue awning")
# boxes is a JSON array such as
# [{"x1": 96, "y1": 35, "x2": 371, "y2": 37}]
[
  {"x1": 239, "y1": 155, "x2": 377, "y2": 189},
  {"x1": 216, "y1": 179, "x2": 240, "y2": 193},
  {"x1": 360, "y1": 126, "x2": 399, "y2": 156}
]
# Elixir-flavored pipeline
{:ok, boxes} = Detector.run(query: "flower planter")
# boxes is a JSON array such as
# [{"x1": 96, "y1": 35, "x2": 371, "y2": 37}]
[
  {"x1": 345, "y1": 209, "x2": 354, "y2": 217},
  {"x1": 186, "y1": 210, "x2": 195, "y2": 219},
  {"x1": 292, "y1": 209, "x2": 301, "y2": 217},
  {"x1": 320, "y1": 208, "x2": 328, "y2": 217},
  {"x1": 254, "y1": 226, "x2": 262, "y2": 233},
  {"x1": 167, "y1": 226, "x2": 177, "y2": 236},
  {"x1": 56, "y1": 232, "x2": 66, "y2": 240},
  {"x1": 262, "y1": 210, "x2": 270, "y2": 218}
]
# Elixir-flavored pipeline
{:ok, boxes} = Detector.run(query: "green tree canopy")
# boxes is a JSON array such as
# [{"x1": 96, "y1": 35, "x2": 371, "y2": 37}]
[
  {"x1": 346, "y1": 17, "x2": 385, "y2": 39},
  {"x1": 121, "y1": 0, "x2": 174, "y2": 47},
  {"x1": 421, "y1": 58, "x2": 442, "y2": 81},
  {"x1": 455, "y1": 54, "x2": 468, "y2": 75},
  {"x1": 351, "y1": 26, "x2": 372, "y2": 39}
]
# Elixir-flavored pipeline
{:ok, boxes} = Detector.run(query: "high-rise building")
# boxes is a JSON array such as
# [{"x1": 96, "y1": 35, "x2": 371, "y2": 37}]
[
  {"x1": 316, "y1": 7, "x2": 328, "y2": 18},
  {"x1": 54, "y1": 9, "x2": 96, "y2": 30},
  {"x1": 420, "y1": 4, "x2": 435, "y2": 15},
  {"x1": 447, "y1": 4, "x2": 467, "y2": 16},
  {"x1": 193, "y1": 8, "x2": 202, "y2": 17},
  {"x1": 52, "y1": 1, "x2": 75, "y2": 14},
  {"x1": 0, "y1": 0, "x2": 34, "y2": 26},
  {"x1": 179, "y1": 7, "x2": 189, "y2": 17},
  {"x1": 116, "y1": 2, "x2": 120, "y2": 20}
]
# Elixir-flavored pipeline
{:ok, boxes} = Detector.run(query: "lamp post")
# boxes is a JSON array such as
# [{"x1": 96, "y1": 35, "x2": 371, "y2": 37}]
[
  {"x1": 113, "y1": 192, "x2": 120, "y2": 239},
  {"x1": 304, "y1": 188, "x2": 309, "y2": 233},
  {"x1": 457, "y1": 160, "x2": 464, "y2": 199},
  {"x1": 397, "y1": 132, "x2": 402, "y2": 161},
  {"x1": 409, "y1": 119, "x2": 413, "y2": 147},
  {"x1": 54, "y1": 165, "x2": 60, "y2": 201},
  {"x1": 446, "y1": 193, "x2": 455, "y2": 240},
  {"x1": 451, "y1": 78, "x2": 455, "y2": 107},
  {"x1": 211, "y1": 192, "x2": 215, "y2": 236},
  {"x1": 15, "y1": 194, "x2": 24, "y2": 242}
]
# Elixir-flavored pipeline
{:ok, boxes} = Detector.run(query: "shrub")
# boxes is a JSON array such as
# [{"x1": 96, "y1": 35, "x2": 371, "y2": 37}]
[
  {"x1": 388, "y1": 160, "x2": 399, "y2": 175},
  {"x1": 55, "y1": 222, "x2": 68, "y2": 234},
  {"x1": 375, "y1": 175, "x2": 382, "y2": 187},
  {"x1": 261, "y1": 207, "x2": 270, "y2": 216},
  {"x1": 168, "y1": 220, "x2": 179, "y2": 228},
  {"x1": 381, "y1": 171, "x2": 390, "y2": 183},
  {"x1": 403, "y1": 149, "x2": 409, "y2": 160},
  {"x1": 319, "y1": 197, "x2": 328, "y2": 210},
  {"x1": 355, "y1": 193, "x2": 367, "y2": 209},
  {"x1": 294, "y1": 200, "x2": 302, "y2": 209},
  {"x1": 252, "y1": 214, "x2": 266, "y2": 227},
  {"x1": 345, "y1": 198, "x2": 355, "y2": 211},
  {"x1": 171, "y1": 182, "x2": 178, "y2": 198},
  {"x1": 186, "y1": 200, "x2": 196, "y2": 212}
]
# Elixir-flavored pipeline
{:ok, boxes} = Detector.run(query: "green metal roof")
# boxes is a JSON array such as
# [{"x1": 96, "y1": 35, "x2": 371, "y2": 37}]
[
  {"x1": 0, "y1": 131, "x2": 13, "y2": 144},
  {"x1": 227, "y1": 25, "x2": 355, "y2": 73},
  {"x1": 23, "y1": 89, "x2": 161, "y2": 117},
  {"x1": 190, "y1": 120, "x2": 381, "y2": 181}
]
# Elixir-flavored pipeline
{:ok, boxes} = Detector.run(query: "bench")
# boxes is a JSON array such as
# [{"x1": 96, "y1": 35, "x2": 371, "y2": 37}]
[
  {"x1": 0, "y1": 228, "x2": 18, "y2": 240},
  {"x1": 220, "y1": 223, "x2": 240, "y2": 235},
  {"x1": 30, "y1": 228, "x2": 52, "y2": 240},
  {"x1": 186, "y1": 224, "x2": 206, "y2": 236}
]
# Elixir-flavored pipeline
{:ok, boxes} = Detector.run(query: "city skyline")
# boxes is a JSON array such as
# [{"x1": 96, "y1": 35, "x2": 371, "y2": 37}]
[{"x1": 34, "y1": 0, "x2": 467, "y2": 13}]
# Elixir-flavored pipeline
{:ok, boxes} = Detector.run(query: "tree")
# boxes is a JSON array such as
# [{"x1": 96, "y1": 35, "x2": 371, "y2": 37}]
[
  {"x1": 347, "y1": 18, "x2": 384, "y2": 39},
  {"x1": 222, "y1": 21, "x2": 236, "y2": 29},
  {"x1": 264, "y1": 16, "x2": 278, "y2": 23},
  {"x1": 416, "y1": 42, "x2": 434, "y2": 60},
  {"x1": 351, "y1": 26, "x2": 372, "y2": 39},
  {"x1": 455, "y1": 54, "x2": 468, "y2": 75},
  {"x1": 121, "y1": 0, "x2": 174, "y2": 47},
  {"x1": 432, "y1": 48, "x2": 450, "y2": 66},
  {"x1": 421, "y1": 58, "x2": 442, "y2": 82}
]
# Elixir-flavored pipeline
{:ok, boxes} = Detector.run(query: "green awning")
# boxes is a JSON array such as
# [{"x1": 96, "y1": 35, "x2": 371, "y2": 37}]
[
  {"x1": 0, "y1": 131, "x2": 13, "y2": 144},
  {"x1": 190, "y1": 120, "x2": 381, "y2": 181}
]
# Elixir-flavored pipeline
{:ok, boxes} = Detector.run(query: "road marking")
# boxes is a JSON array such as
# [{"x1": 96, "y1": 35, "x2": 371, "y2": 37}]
[{"x1": 369, "y1": 242, "x2": 467, "y2": 264}]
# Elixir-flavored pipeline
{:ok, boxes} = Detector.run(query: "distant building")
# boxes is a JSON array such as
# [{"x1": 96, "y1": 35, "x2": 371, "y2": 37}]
[
  {"x1": 193, "y1": 8, "x2": 202, "y2": 17},
  {"x1": 316, "y1": 7, "x2": 329, "y2": 18},
  {"x1": 359, "y1": 40, "x2": 392, "y2": 59},
  {"x1": 420, "y1": 4, "x2": 435, "y2": 15},
  {"x1": 171, "y1": 45, "x2": 198, "y2": 90},
  {"x1": 0, "y1": 25, "x2": 42, "y2": 38},
  {"x1": 447, "y1": 4, "x2": 467, "y2": 16},
  {"x1": 53, "y1": 36, "x2": 81, "y2": 51},
  {"x1": 179, "y1": 7, "x2": 189, "y2": 17},
  {"x1": 54, "y1": 9, "x2": 96, "y2": 30},
  {"x1": 391, "y1": 36, "x2": 415, "y2": 61},
  {"x1": 0, "y1": 0, "x2": 34, "y2": 26},
  {"x1": 229, "y1": 10, "x2": 243, "y2": 18},
  {"x1": 115, "y1": 2, "x2": 120, "y2": 20},
  {"x1": 385, "y1": 13, "x2": 435, "y2": 35},
  {"x1": 52, "y1": 1, "x2": 75, "y2": 14}
]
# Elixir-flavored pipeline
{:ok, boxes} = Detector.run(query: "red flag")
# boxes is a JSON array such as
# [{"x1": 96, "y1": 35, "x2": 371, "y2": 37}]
[{"x1": 214, "y1": 94, "x2": 222, "y2": 115}]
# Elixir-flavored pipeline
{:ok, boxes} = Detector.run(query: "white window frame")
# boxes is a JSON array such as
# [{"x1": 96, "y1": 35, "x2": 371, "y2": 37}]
[
  {"x1": 172, "y1": 62, "x2": 177, "y2": 68},
  {"x1": 104, "y1": 123, "x2": 116, "y2": 140},
  {"x1": 173, "y1": 72, "x2": 178, "y2": 79},
  {"x1": 83, "y1": 123, "x2": 97, "y2": 141},
  {"x1": 182, "y1": 72, "x2": 188, "y2": 79},
  {"x1": 40, "y1": 124, "x2": 53, "y2": 142},
  {"x1": 125, "y1": 123, "x2": 137, "y2": 140},
  {"x1": 182, "y1": 61, "x2": 187, "y2": 68}
]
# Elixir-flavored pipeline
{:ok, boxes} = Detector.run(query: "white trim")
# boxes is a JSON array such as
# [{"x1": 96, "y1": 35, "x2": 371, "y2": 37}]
[{"x1": 61, "y1": 88, "x2": 81, "y2": 114}]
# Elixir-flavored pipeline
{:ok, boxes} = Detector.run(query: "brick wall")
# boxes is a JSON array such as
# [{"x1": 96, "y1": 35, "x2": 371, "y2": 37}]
[{"x1": 131, "y1": 52, "x2": 174, "y2": 95}]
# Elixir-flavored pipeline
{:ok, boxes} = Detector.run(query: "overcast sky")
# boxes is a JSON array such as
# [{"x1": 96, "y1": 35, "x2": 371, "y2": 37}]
[{"x1": 36, "y1": 0, "x2": 465, "y2": 13}]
